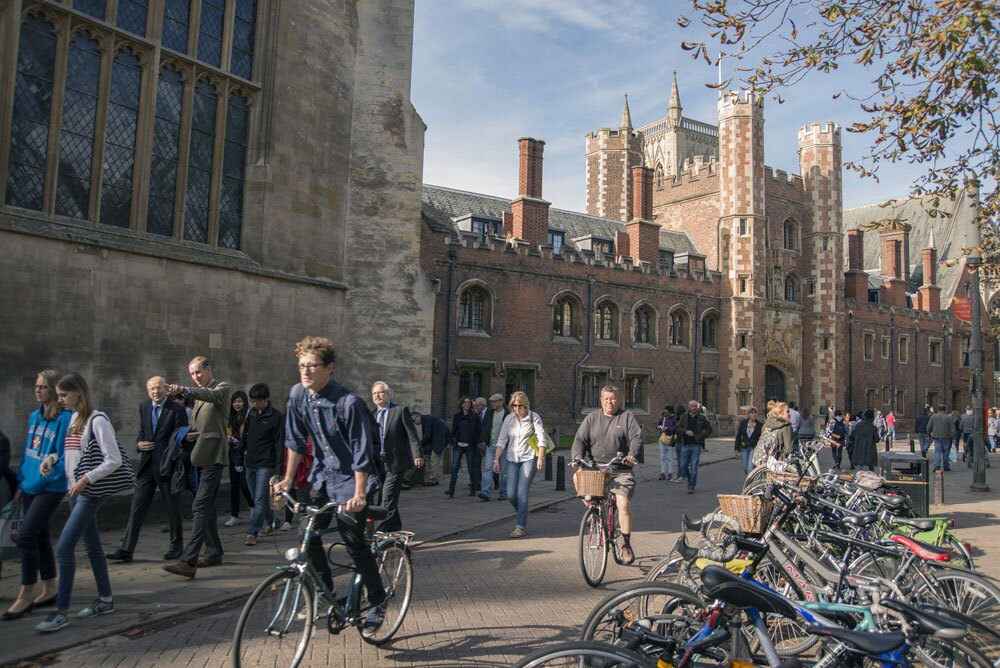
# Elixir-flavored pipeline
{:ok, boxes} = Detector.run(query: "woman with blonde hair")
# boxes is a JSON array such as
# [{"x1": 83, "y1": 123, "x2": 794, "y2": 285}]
[
  {"x1": 492, "y1": 392, "x2": 546, "y2": 538},
  {"x1": 755, "y1": 401, "x2": 794, "y2": 465}
]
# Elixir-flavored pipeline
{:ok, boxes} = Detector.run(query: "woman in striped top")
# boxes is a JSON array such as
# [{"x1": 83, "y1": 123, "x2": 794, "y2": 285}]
[{"x1": 35, "y1": 373, "x2": 121, "y2": 633}]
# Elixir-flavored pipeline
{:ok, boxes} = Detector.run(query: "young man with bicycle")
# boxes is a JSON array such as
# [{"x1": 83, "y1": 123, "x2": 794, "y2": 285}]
[
  {"x1": 570, "y1": 385, "x2": 642, "y2": 564},
  {"x1": 273, "y1": 336, "x2": 386, "y2": 631}
]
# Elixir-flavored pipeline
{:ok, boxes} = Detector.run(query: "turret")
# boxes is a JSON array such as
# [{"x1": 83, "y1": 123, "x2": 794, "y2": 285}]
[{"x1": 668, "y1": 72, "x2": 682, "y2": 128}]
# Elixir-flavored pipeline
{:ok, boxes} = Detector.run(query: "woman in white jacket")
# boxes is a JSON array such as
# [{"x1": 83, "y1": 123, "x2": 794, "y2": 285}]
[
  {"x1": 36, "y1": 373, "x2": 121, "y2": 633},
  {"x1": 492, "y1": 391, "x2": 546, "y2": 538}
]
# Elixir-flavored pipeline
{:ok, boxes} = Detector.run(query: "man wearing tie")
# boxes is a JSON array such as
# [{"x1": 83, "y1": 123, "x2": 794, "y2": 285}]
[
  {"x1": 371, "y1": 381, "x2": 422, "y2": 532},
  {"x1": 108, "y1": 377, "x2": 188, "y2": 562}
]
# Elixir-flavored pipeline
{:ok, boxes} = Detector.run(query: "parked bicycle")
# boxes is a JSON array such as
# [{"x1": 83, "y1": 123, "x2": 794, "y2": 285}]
[
  {"x1": 575, "y1": 456, "x2": 626, "y2": 587},
  {"x1": 231, "y1": 492, "x2": 414, "y2": 668}
]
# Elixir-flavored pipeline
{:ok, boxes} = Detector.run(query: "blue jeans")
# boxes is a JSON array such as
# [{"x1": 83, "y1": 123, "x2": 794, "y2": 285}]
[
  {"x1": 449, "y1": 445, "x2": 479, "y2": 493},
  {"x1": 918, "y1": 433, "x2": 929, "y2": 457},
  {"x1": 933, "y1": 438, "x2": 951, "y2": 470},
  {"x1": 245, "y1": 466, "x2": 275, "y2": 535},
  {"x1": 56, "y1": 496, "x2": 112, "y2": 612},
  {"x1": 678, "y1": 444, "x2": 702, "y2": 488},
  {"x1": 506, "y1": 458, "x2": 537, "y2": 529},
  {"x1": 481, "y1": 445, "x2": 497, "y2": 497},
  {"x1": 739, "y1": 448, "x2": 755, "y2": 475}
]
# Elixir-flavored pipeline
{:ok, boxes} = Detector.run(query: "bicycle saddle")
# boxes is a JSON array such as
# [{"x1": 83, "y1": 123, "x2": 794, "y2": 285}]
[
  {"x1": 887, "y1": 516, "x2": 935, "y2": 531},
  {"x1": 804, "y1": 626, "x2": 906, "y2": 655},
  {"x1": 868, "y1": 492, "x2": 909, "y2": 511},
  {"x1": 840, "y1": 511, "x2": 878, "y2": 527},
  {"x1": 880, "y1": 598, "x2": 967, "y2": 640},
  {"x1": 699, "y1": 565, "x2": 798, "y2": 620},
  {"x1": 890, "y1": 534, "x2": 951, "y2": 561}
]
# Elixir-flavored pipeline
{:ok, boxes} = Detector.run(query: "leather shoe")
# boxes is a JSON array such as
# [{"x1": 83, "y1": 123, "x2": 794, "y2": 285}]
[
  {"x1": 423, "y1": 480, "x2": 439, "y2": 486},
  {"x1": 163, "y1": 550, "x2": 182, "y2": 560},
  {"x1": 106, "y1": 549, "x2": 133, "y2": 563},
  {"x1": 2, "y1": 602, "x2": 34, "y2": 621},
  {"x1": 162, "y1": 561, "x2": 197, "y2": 579},
  {"x1": 197, "y1": 555, "x2": 223, "y2": 567}
]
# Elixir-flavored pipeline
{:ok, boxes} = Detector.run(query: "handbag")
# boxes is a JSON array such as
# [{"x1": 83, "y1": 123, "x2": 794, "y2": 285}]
[
  {"x1": 526, "y1": 431, "x2": 554, "y2": 457},
  {"x1": 0, "y1": 500, "x2": 24, "y2": 561},
  {"x1": 73, "y1": 419, "x2": 136, "y2": 498}
]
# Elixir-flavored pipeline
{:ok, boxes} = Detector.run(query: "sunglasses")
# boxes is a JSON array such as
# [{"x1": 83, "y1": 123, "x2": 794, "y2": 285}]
[{"x1": 511, "y1": 403, "x2": 527, "y2": 408}]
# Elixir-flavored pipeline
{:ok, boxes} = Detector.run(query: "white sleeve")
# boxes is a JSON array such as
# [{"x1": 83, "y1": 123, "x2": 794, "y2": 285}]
[
  {"x1": 84, "y1": 413, "x2": 122, "y2": 483},
  {"x1": 495, "y1": 414, "x2": 515, "y2": 453},
  {"x1": 531, "y1": 412, "x2": 547, "y2": 448}
]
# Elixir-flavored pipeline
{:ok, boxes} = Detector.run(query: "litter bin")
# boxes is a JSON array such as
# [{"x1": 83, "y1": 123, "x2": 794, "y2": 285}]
[{"x1": 878, "y1": 451, "x2": 929, "y2": 517}]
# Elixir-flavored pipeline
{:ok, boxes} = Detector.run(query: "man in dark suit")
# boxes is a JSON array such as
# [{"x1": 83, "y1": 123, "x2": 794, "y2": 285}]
[
  {"x1": 478, "y1": 393, "x2": 510, "y2": 501},
  {"x1": 411, "y1": 411, "x2": 448, "y2": 485},
  {"x1": 371, "y1": 381, "x2": 422, "y2": 532},
  {"x1": 108, "y1": 376, "x2": 188, "y2": 562}
]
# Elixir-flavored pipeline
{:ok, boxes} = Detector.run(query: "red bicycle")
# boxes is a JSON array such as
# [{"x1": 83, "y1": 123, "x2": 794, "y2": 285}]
[{"x1": 575, "y1": 457, "x2": 625, "y2": 587}]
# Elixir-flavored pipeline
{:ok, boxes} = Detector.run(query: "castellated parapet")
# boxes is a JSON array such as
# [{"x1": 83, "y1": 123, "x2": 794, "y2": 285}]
[
  {"x1": 797, "y1": 122, "x2": 842, "y2": 145},
  {"x1": 717, "y1": 90, "x2": 765, "y2": 116}
]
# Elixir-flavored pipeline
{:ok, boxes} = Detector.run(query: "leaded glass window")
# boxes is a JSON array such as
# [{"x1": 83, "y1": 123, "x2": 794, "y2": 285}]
[
  {"x1": 183, "y1": 79, "x2": 217, "y2": 243},
  {"x1": 198, "y1": 0, "x2": 225, "y2": 66},
  {"x1": 230, "y1": 0, "x2": 257, "y2": 78},
  {"x1": 594, "y1": 302, "x2": 617, "y2": 341},
  {"x1": 100, "y1": 49, "x2": 142, "y2": 228},
  {"x1": 147, "y1": 66, "x2": 184, "y2": 237},
  {"x1": 55, "y1": 33, "x2": 102, "y2": 220},
  {"x1": 458, "y1": 288, "x2": 486, "y2": 331},
  {"x1": 219, "y1": 93, "x2": 248, "y2": 248},
  {"x1": 116, "y1": 0, "x2": 148, "y2": 37},
  {"x1": 6, "y1": 16, "x2": 56, "y2": 211},
  {"x1": 634, "y1": 306, "x2": 652, "y2": 344},
  {"x1": 163, "y1": 0, "x2": 190, "y2": 53},
  {"x1": 74, "y1": 0, "x2": 106, "y2": 20}
]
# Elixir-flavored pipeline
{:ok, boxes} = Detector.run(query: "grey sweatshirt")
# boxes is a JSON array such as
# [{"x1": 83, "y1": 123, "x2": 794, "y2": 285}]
[{"x1": 571, "y1": 409, "x2": 642, "y2": 468}]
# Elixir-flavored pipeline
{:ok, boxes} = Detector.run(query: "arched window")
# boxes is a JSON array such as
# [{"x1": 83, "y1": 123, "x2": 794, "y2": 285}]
[
  {"x1": 148, "y1": 65, "x2": 184, "y2": 237},
  {"x1": 783, "y1": 218, "x2": 799, "y2": 251},
  {"x1": 458, "y1": 285, "x2": 490, "y2": 332},
  {"x1": 594, "y1": 300, "x2": 619, "y2": 342},
  {"x1": 219, "y1": 92, "x2": 250, "y2": 248},
  {"x1": 183, "y1": 79, "x2": 218, "y2": 243},
  {"x1": 669, "y1": 307, "x2": 690, "y2": 348},
  {"x1": 633, "y1": 304, "x2": 656, "y2": 345},
  {"x1": 55, "y1": 32, "x2": 102, "y2": 220},
  {"x1": 701, "y1": 311, "x2": 718, "y2": 349},
  {"x1": 100, "y1": 47, "x2": 143, "y2": 228},
  {"x1": 785, "y1": 273, "x2": 800, "y2": 302},
  {"x1": 655, "y1": 162, "x2": 664, "y2": 189},
  {"x1": 552, "y1": 293, "x2": 582, "y2": 339}
]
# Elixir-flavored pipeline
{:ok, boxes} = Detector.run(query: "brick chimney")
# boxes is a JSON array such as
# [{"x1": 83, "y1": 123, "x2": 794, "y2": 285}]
[
  {"x1": 511, "y1": 137, "x2": 550, "y2": 248},
  {"x1": 879, "y1": 227, "x2": 909, "y2": 308},
  {"x1": 845, "y1": 228, "x2": 868, "y2": 301},
  {"x1": 917, "y1": 233, "x2": 941, "y2": 312},
  {"x1": 626, "y1": 166, "x2": 659, "y2": 265},
  {"x1": 615, "y1": 231, "x2": 631, "y2": 261}
]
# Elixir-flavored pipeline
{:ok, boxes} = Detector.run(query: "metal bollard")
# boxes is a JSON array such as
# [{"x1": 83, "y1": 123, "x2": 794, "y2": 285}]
[
  {"x1": 935, "y1": 468, "x2": 945, "y2": 505},
  {"x1": 555, "y1": 456, "x2": 566, "y2": 491},
  {"x1": 909, "y1": 438, "x2": 915, "y2": 453},
  {"x1": 636, "y1": 443, "x2": 644, "y2": 464},
  {"x1": 544, "y1": 451, "x2": 553, "y2": 481}
]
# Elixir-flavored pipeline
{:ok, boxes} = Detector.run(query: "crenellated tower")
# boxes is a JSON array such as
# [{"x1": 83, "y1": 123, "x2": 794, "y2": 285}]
[{"x1": 585, "y1": 95, "x2": 643, "y2": 222}]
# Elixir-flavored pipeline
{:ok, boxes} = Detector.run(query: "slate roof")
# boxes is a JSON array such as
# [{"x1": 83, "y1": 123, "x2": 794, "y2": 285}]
[
  {"x1": 843, "y1": 190, "x2": 973, "y2": 305},
  {"x1": 421, "y1": 184, "x2": 699, "y2": 256}
]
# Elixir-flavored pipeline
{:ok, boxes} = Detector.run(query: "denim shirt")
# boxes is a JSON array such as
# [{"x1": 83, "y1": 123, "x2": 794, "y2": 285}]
[{"x1": 285, "y1": 381, "x2": 380, "y2": 503}]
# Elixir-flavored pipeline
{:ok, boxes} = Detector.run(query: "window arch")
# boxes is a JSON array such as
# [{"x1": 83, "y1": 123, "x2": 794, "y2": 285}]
[
  {"x1": 785, "y1": 272, "x2": 800, "y2": 303},
  {"x1": 701, "y1": 309, "x2": 719, "y2": 349},
  {"x1": 457, "y1": 281, "x2": 493, "y2": 333},
  {"x1": 783, "y1": 218, "x2": 799, "y2": 251},
  {"x1": 632, "y1": 302, "x2": 657, "y2": 346},
  {"x1": 593, "y1": 298, "x2": 620, "y2": 343},
  {"x1": 668, "y1": 306, "x2": 691, "y2": 348},
  {"x1": 552, "y1": 291, "x2": 582, "y2": 340}
]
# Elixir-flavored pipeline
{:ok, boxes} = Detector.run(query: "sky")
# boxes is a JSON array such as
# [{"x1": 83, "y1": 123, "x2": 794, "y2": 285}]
[{"x1": 410, "y1": 0, "x2": 923, "y2": 214}]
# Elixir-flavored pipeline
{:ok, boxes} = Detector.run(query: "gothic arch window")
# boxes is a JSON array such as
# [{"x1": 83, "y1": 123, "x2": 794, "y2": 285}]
[
  {"x1": 593, "y1": 299, "x2": 620, "y2": 343},
  {"x1": 183, "y1": 78, "x2": 218, "y2": 243},
  {"x1": 100, "y1": 47, "x2": 143, "y2": 228},
  {"x1": 785, "y1": 273, "x2": 800, "y2": 303},
  {"x1": 654, "y1": 163, "x2": 664, "y2": 190},
  {"x1": 668, "y1": 306, "x2": 691, "y2": 348},
  {"x1": 632, "y1": 302, "x2": 657, "y2": 346},
  {"x1": 783, "y1": 218, "x2": 800, "y2": 252},
  {"x1": 116, "y1": 0, "x2": 149, "y2": 37},
  {"x1": 457, "y1": 283, "x2": 493, "y2": 334},
  {"x1": 55, "y1": 32, "x2": 102, "y2": 220},
  {"x1": 162, "y1": 0, "x2": 191, "y2": 53},
  {"x1": 701, "y1": 310, "x2": 719, "y2": 349},
  {"x1": 552, "y1": 291, "x2": 582, "y2": 340},
  {"x1": 148, "y1": 64, "x2": 184, "y2": 237}
]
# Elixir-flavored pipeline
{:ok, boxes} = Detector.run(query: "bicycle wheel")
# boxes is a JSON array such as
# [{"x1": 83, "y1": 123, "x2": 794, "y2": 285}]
[
  {"x1": 742, "y1": 464, "x2": 769, "y2": 495},
  {"x1": 750, "y1": 560, "x2": 820, "y2": 657},
  {"x1": 580, "y1": 506, "x2": 608, "y2": 587},
  {"x1": 514, "y1": 640, "x2": 653, "y2": 667},
  {"x1": 232, "y1": 570, "x2": 315, "y2": 668},
  {"x1": 913, "y1": 636, "x2": 995, "y2": 668},
  {"x1": 942, "y1": 533, "x2": 976, "y2": 571},
  {"x1": 915, "y1": 572, "x2": 1000, "y2": 662},
  {"x1": 360, "y1": 540, "x2": 413, "y2": 645},
  {"x1": 580, "y1": 582, "x2": 719, "y2": 663},
  {"x1": 608, "y1": 501, "x2": 624, "y2": 566}
]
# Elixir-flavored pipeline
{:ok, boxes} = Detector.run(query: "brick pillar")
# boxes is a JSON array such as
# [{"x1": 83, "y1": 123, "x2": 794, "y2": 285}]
[
  {"x1": 847, "y1": 229, "x2": 863, "y2": 270},
  {"x1": 918, "y1": 246, "x2": 941, "y2": 311},
  {"x1": 880, "y1": 229, "x2": 908, "y2": 308},
  {"x1": 511, "y1": 137, "x2": 550, "y2": 248},
  {"x1": 845, "y1": 229, "x2": 868, "y2": 301},
  {"x1": 626, "y1": 166, "x2": 658, "y2": 265}
]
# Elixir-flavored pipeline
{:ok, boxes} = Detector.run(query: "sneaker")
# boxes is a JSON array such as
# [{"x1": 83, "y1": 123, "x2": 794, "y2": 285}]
[
  {"x1": 224, "y1": 516, "x2": 240, "y2": 527},
  {"x1": 658, "y1": 473, "x2": 666, "y2": 480},
  {"x1": 36, "y1": 611, "x2": 69, "y2": 633},
  {"x1": 497, "y1": 495, "x2": 507, "y2": 501},
  {"x1": 245, "y1": 534, "x2": 257, "y2": 546},
  {"x1": 78, "y1": 598, "x2": 115, "y2": 618},
  {"x1": 363, "y1": 604, "x2": 385, "y2": 632},
  {"x1": 671, "y1": 477, "x2": 686, "y2": 484},
  {"x1": 687, "y1": 487, "x2": 695, "y2": 494},
  {"x1": 509, "y1": 527, "x2": 525, "y2": 538},
  {"x1": 620, "y1": 545, "x2": 635, "y2": 564},
  {"x1": 279, "y1": 521, "x2": 292, "y2": 531}
]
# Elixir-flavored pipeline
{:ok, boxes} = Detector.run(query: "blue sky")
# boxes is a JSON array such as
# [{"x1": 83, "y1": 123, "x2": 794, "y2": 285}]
[{"x1": 411, "y1": 0, "x2": 921, "y2": 213}]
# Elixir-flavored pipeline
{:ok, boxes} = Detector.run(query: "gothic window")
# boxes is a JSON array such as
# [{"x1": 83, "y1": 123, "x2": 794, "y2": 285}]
[
  {"x1": 198, "y1": 0, "x2": 226, "y2": 66},
  {"x1": 580, "y1": 371, "x2": 609, "y2": 410},
  {"x1": 458, "y1": 286, "x2": 490, "y2": 333},
  {"x1": 655, "y1": 163, "x2": 664, "y2": 189},
  {"x1": 183, "y1": 79, "x2": 218, "y2": 243},
  {"x1": 100, "y1": 48, "x2": 143, "y2": 228},
  {"x1": 74, "y1": 0, "x2": 107, "y2": 20},
  {"x1": 148, "y1": 66, "x2": 184, "y2": 237},
  {"x1": 459, "y1": 367, "x2": 489, "y2": 400},
  {"x1": 116, "y1": 0, "x2": 148, "y2": 36},
  {"x1": 6, "y1": 16, "x2": 56, "y2": 211},
  {"x1": 552, "y1": 293, "x2": 581, "y2": 339},
  {"x1": 231, "y1": 0, "x2": 257, "y2": 78},
  {"x1": 783, "y1": 218, "x2": 799, "y2": 251},
  {"x1": 633, "y1": 305, "x2": 655, "y2": 345},
  {"x1": 624, "y1": 374, "x2": 650, "y2": 412},
  {"x1": 162, "y1": 0, "x2": 191, "y2": 53},
  {"x1": 784, "y1": 273, "x2": 800, "y2": 302},
  {"x1": 505, "y1": 369, "x2": 534, "y2": 405},
  {"x1": 55, "y1": 33, "x2": 102, "y2": 220},
  {"x1": 594, "y1": 300, "x2": 619, "y2": 342},
  {"x1": 702, "y1": 312, "x2": 718, "y2": 349},
  {"x1": 220, "y1": 93, "x2": 249, "y2": 248},
  {"x1": 669, "y1": 307, "x2": 690, "y2": 348}
]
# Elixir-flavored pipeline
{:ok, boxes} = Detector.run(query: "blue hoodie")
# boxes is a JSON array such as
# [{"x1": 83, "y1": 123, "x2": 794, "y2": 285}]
[{"x1": 18, "y1": 406, "x2": 71, "y2": 495}]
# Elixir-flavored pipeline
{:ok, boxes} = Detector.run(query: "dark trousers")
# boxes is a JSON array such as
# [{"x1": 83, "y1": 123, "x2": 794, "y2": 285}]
[
  {"x1": 16, "y1": 491, "x2": 64, "y2": 586},
  {"x1": 228, "y1": 463, "x2": 254, "y2": 517},
  {"x1": 448, "y1": 445, "x2": 479, "y2": 493},
  {"x1": 305, "y1": 487, "x2": 385, "y2": 605},
  {"x1": 181, "y1": 463, "x2": 224, "y2": 566},
  {"x1": 831, "y1": 445, "x2": 844, "y2": 469},
  {"x1": 120, "y1": 470, "x2": 183, "y2": 554},
  {"x1": 377, "y1": 470, "x2": 405, "y2": 533}
]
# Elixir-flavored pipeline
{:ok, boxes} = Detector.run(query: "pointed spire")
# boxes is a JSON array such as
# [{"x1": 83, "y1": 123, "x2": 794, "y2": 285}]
[
  {"x1": 928, "y1": 228, "x2": 936, "y2": 250},
  {"x1": 620, "y1": 93, "x2": 632, "y2": 129},
  {"x1": 668, "y1": 71, "x2": 682, "y2": 126}
]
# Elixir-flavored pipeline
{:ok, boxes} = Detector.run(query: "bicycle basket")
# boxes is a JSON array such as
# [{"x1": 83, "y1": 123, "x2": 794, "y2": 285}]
[
  {"x1": 765, "y1": 469, "x2": 814, "y2": 489},
  {"x1": 573, "y1": 470, "x2": 611, "y2": 498},
  {"x1": 717, "y1": 494, "x2": 773, "y2": 534}
]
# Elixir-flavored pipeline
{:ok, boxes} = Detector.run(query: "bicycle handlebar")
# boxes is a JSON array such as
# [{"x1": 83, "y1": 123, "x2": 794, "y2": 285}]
[{"x1": 573, "y1": 455, "x2": 624, "y2": 469}]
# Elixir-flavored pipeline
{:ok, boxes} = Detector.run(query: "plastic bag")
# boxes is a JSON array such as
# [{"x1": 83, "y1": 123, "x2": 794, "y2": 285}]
[{"x1": 949, "y1": 445, "x2": 958, "y2": 463}]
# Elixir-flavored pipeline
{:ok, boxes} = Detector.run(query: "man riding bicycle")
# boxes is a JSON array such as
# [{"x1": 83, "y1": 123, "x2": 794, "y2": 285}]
[
  {"x1": 570, "y1": 385, "x2": 642, "y2": 564},
  {"x1": 273, "y1": 336, "x2": 386, "y2": 631}
]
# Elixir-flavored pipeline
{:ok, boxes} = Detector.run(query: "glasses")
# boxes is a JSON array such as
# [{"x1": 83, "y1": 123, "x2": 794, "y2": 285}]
[
  {"x1": 511, "y1": 403, "x2": 527, "y2": 408},
  {"x1": 297, "y1": 363, "x2": 326, "y2": 372}
]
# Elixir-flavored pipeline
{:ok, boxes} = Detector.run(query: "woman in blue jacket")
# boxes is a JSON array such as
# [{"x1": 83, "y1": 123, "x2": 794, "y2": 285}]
[{"x1": 3, "y1": 370, "x2": 70, "y2": 621}]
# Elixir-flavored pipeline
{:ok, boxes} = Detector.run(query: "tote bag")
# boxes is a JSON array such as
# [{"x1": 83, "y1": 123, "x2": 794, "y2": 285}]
[{"x1": 73, "y1": 418, "x2": 136, "y2": 498}]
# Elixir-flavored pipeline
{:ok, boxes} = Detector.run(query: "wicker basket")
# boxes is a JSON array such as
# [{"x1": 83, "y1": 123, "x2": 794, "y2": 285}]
[
  {"x1": 574, "y1": 470, "x2": 612, "y2": 498},
  {"x1": 717, "y1": 494, "x2": 773, "y2": 534},
  {"x1": 765, "y1": 469, "x2": 814, "y2": 489}
]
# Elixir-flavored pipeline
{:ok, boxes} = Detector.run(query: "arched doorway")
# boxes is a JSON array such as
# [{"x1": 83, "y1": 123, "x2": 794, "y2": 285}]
[{"x1": 765, "y1": 365, "x2": 786, "y2": 402}]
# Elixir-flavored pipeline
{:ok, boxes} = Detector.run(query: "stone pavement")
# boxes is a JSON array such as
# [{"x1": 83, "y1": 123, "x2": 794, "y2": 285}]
[{"x1": 1, "y1": 439, "x2": 998, "y2": 667}]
